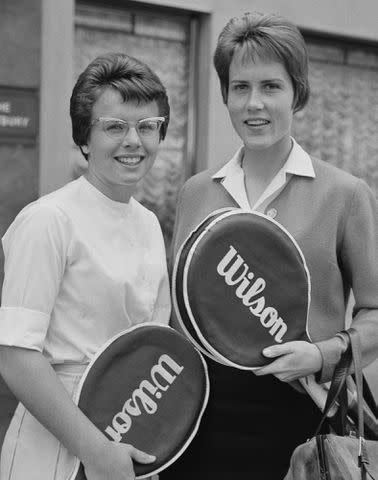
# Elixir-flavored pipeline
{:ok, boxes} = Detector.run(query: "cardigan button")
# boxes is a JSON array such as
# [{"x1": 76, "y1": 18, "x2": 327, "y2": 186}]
[{"x1": 266, "y1": 208, "x2": 277, "y2": 219}]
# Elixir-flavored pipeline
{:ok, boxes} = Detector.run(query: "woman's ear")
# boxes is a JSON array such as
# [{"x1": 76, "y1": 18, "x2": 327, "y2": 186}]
[
  {"x1": 81, "y1": 145, "x2": 89, "y2": 155},
  {"x1": 79, "y1": 145, "x2": 90, "y2": 161}
]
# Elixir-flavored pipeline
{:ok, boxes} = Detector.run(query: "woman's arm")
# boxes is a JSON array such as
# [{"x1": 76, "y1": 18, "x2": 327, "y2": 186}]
[
  {"x1": 0, "y1": 346, "x2": 155, "y2": 480},
  {"x1": 316, "y1": 180, "x2": 378, "y2": 382},
  {"x1": 255, "y1": 180, "x2": 378, "y2": 383}
]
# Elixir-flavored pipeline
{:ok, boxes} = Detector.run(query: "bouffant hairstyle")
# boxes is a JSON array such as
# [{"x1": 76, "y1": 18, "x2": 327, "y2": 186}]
[
  {"x1": 213, "y1": 12, "x2": 310, "y2": 112},
  {"x1": 70, "y1": 52, "x2": 170, "y2": 159}
]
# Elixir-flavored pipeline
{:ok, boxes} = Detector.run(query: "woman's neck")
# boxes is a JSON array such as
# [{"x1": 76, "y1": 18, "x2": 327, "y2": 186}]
[
  {"x1": 84, "y1": 171, "x2": 134, "y2": 204},
  {"x1": 241, "y1": 137, "x2": 293, "y2": 208},
  {"x1": 242, "y1": 136, "x2": 293, "y2": 183}
]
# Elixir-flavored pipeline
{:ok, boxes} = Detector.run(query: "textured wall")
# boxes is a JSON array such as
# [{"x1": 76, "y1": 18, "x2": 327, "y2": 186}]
[
  {"x1": 0, "y1": 0, "x2": 41, "y2": 283},
  {"x1": 0, "y1": 0, "x2": 41, "y2": 86},
  {"x1": 143, "y1": 0, "x2": 378, "y2": 41},
  {"x1": 0, "y1": 0, "x2": 41, "y2": 448},
  {"x1": 293, "y1": 41, "x2": 378, "y2": 195}
]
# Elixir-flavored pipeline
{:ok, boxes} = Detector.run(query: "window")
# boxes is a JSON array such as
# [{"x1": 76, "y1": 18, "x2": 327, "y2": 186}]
[{"x1": 292, "y1": 34, "x2": 378, "y2": 196}]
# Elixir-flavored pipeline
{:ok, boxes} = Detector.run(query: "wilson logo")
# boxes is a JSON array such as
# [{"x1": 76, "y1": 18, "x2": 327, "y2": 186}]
[
  {"x1": 105, "y1": 354, "x2": 184, "y2": 442},
  {"x1": 216, "y1": 245, "x2": 288, "y2": 342}
]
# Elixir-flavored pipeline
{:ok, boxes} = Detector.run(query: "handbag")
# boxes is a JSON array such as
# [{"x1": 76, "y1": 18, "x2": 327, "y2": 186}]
[{"x1": 284, "y1": 328, "x2": 378, "y2": 480}]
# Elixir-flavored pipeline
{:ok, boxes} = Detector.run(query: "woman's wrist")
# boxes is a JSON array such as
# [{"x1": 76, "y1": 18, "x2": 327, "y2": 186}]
[
  {"x1": 79, "y1": 428, "x2": 110, "y2": 466},
  {"x1": 314, "y1": 335, "x2": 347, "y2": 383}
]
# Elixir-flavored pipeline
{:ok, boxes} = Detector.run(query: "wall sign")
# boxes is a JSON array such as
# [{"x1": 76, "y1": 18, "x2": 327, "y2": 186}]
[{"x1": 0, "y1": 87, "x2": 38, "y2": 144}]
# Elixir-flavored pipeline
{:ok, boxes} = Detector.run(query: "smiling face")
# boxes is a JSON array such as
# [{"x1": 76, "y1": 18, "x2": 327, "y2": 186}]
[
  {"x1": 83, "y1": 87, "x2": 160, "y2": 202},
  {"x1": 227, "y1": 50, "x2": 295, "y2": 159}
]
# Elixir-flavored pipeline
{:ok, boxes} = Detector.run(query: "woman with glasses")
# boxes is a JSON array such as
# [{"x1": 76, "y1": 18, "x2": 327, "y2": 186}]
[
  {"x1": 0, "y1": 52, "x2": 171, "y2": 480},
  {"x1": 161, "y1": 11, "x2": 378, "y2": 480}
]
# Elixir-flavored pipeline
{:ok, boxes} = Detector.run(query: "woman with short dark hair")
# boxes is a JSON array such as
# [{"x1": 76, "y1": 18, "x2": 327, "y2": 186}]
[
  {"x1": 213, "y1": 11, "x2": 309, "y2": 112},
  {"x1": 161, "y1": 11, "x2": 378, "y2": 479},
  {"x1": 0, "y1": 52, "x2": 171, "y2": 480},
  {"x1": 71, "y1": 52, "x2": 170, "y2": 159}
]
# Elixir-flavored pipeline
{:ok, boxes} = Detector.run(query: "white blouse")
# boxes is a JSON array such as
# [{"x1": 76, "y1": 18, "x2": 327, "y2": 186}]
[{"x1": 0, "y1": 176, "x2": 171, "y2": 364}]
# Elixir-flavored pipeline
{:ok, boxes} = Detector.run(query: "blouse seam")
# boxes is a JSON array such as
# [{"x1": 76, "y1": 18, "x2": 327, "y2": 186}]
[
  {"x1": 0, "y1": 306, "x2": 50, "y2": 319},
  {"x1": 37, "y1": 200, "x2": 74, "y2": 261}
]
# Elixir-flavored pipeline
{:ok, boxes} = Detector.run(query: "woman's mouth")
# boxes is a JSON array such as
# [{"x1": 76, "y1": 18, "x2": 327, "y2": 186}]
[
  {"x1": 114, "y1": 155, "x2": 144, "y2": 166},
  {"x1": 244, "y1": 119, "x2": 270, "y2": 127}
]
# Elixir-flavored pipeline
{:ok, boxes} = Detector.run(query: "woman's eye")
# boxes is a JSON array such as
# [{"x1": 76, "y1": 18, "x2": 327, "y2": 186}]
[
  {"x1": 106, "y1": 122, "x2": 125, "y2": 133},
  {"x1": 138, "y1": 122, "x2": 156, "y2": 133},
  {"x1": 232, "y1": 83, "x2": 248, "y2": 92},
  {"x1": 264, "y1": 83, "x2": 280, "y2": 91}
]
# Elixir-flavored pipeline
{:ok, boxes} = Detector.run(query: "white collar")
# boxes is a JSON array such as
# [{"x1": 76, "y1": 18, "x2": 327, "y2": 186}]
[
  {"x1": 212, "y1": 138, "x2": 315, "y2": 181},
  {"x1": 211, "y1": 138, "x2": 315, "y2": 211}
]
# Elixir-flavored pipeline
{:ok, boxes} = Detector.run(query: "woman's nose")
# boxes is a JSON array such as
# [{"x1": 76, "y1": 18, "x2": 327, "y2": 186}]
[
  {"x1": 247, "y1": 90, "x2": 264, "y2": 110},
  {"x1": 122, "y1": 126, "x2": 142, "y2": 147}
]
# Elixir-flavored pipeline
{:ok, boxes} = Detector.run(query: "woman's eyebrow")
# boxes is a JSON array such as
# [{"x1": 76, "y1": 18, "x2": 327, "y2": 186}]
[
  {"x1": 261, "y1": 77, "x2": 285, "y2": 82},
  {"x1": 229, "y1": 79, "x2": 249, "y2": 83}
]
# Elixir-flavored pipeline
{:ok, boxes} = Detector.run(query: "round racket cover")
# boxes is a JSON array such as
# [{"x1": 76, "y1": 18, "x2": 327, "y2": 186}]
[
  {"x1": 173, "y1": 208, "x2": 236, "y2": 365},
  {"x1": 174, "y1": 209, "x2": 311, "y2": 369},
  {"x1": 70, "y1": 324, "x2": 209, "y2": 479}
]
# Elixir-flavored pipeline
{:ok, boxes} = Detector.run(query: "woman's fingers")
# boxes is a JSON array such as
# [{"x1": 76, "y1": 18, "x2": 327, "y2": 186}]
[
  {"x1": 84, "y1": 442, "x2": 155, "y2": 480},
  {"x1": 128, "y1": 445, "x2": 156, "y2": 464},
  {"x1": 254, "y1": 341, "x2": 322, "y2": 381},
  {"x1": 262, "y1": 343, "x2": 294, "y2": 358}
]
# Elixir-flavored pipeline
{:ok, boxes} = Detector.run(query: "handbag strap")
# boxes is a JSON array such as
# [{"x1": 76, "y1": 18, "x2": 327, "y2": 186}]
[
  {"x1": 341, "y1": 329, "x2": 370, "y2": 475},
  {"x1": 314, "y1": 340, "x2": 351, "y2": 435},
  {"x1": 314, "y1": 328, "x2": 369, "y2": 470},
  {"x1": 361, "y1": 374, "x2": 377, "y2": 417},
  {"x1": 347, "y1": 329, "x2": 364, "y2": 438}
]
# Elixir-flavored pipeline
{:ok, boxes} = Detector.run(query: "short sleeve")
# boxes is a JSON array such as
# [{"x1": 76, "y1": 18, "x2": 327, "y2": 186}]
[{"x1": 0, "y1": 203, "x2": 70, "y2": 351}]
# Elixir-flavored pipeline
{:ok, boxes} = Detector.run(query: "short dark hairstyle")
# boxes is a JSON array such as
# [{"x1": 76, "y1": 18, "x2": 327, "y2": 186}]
[
  {"x1": 70, "y1": 52, "x2": 170, "y2": 159},
  {"x1": 213, "y1": 12, "x2": 310, "y2": 112}
]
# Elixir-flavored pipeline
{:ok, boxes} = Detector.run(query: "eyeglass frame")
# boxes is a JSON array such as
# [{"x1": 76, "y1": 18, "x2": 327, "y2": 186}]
[{"x1": 90, "y1": 116, "x2": 166, "y2": 140}]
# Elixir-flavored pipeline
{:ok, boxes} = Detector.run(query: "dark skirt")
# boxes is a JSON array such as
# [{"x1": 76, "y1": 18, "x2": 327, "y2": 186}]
[{"x1": 160, "y1": 358, "x2": 325, "y2": 480}]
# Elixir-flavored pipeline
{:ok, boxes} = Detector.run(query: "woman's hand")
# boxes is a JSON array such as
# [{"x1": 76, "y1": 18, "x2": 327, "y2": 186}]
[
  {"x1": 0, "y1": 347, "x2": 155, "y2": 480},
  {"x1": 253, "y1": 341, "x2": 322, "y2": 382},
  {"x1": 84, "y1": 441, "x2": 155, "y2": 480}
]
